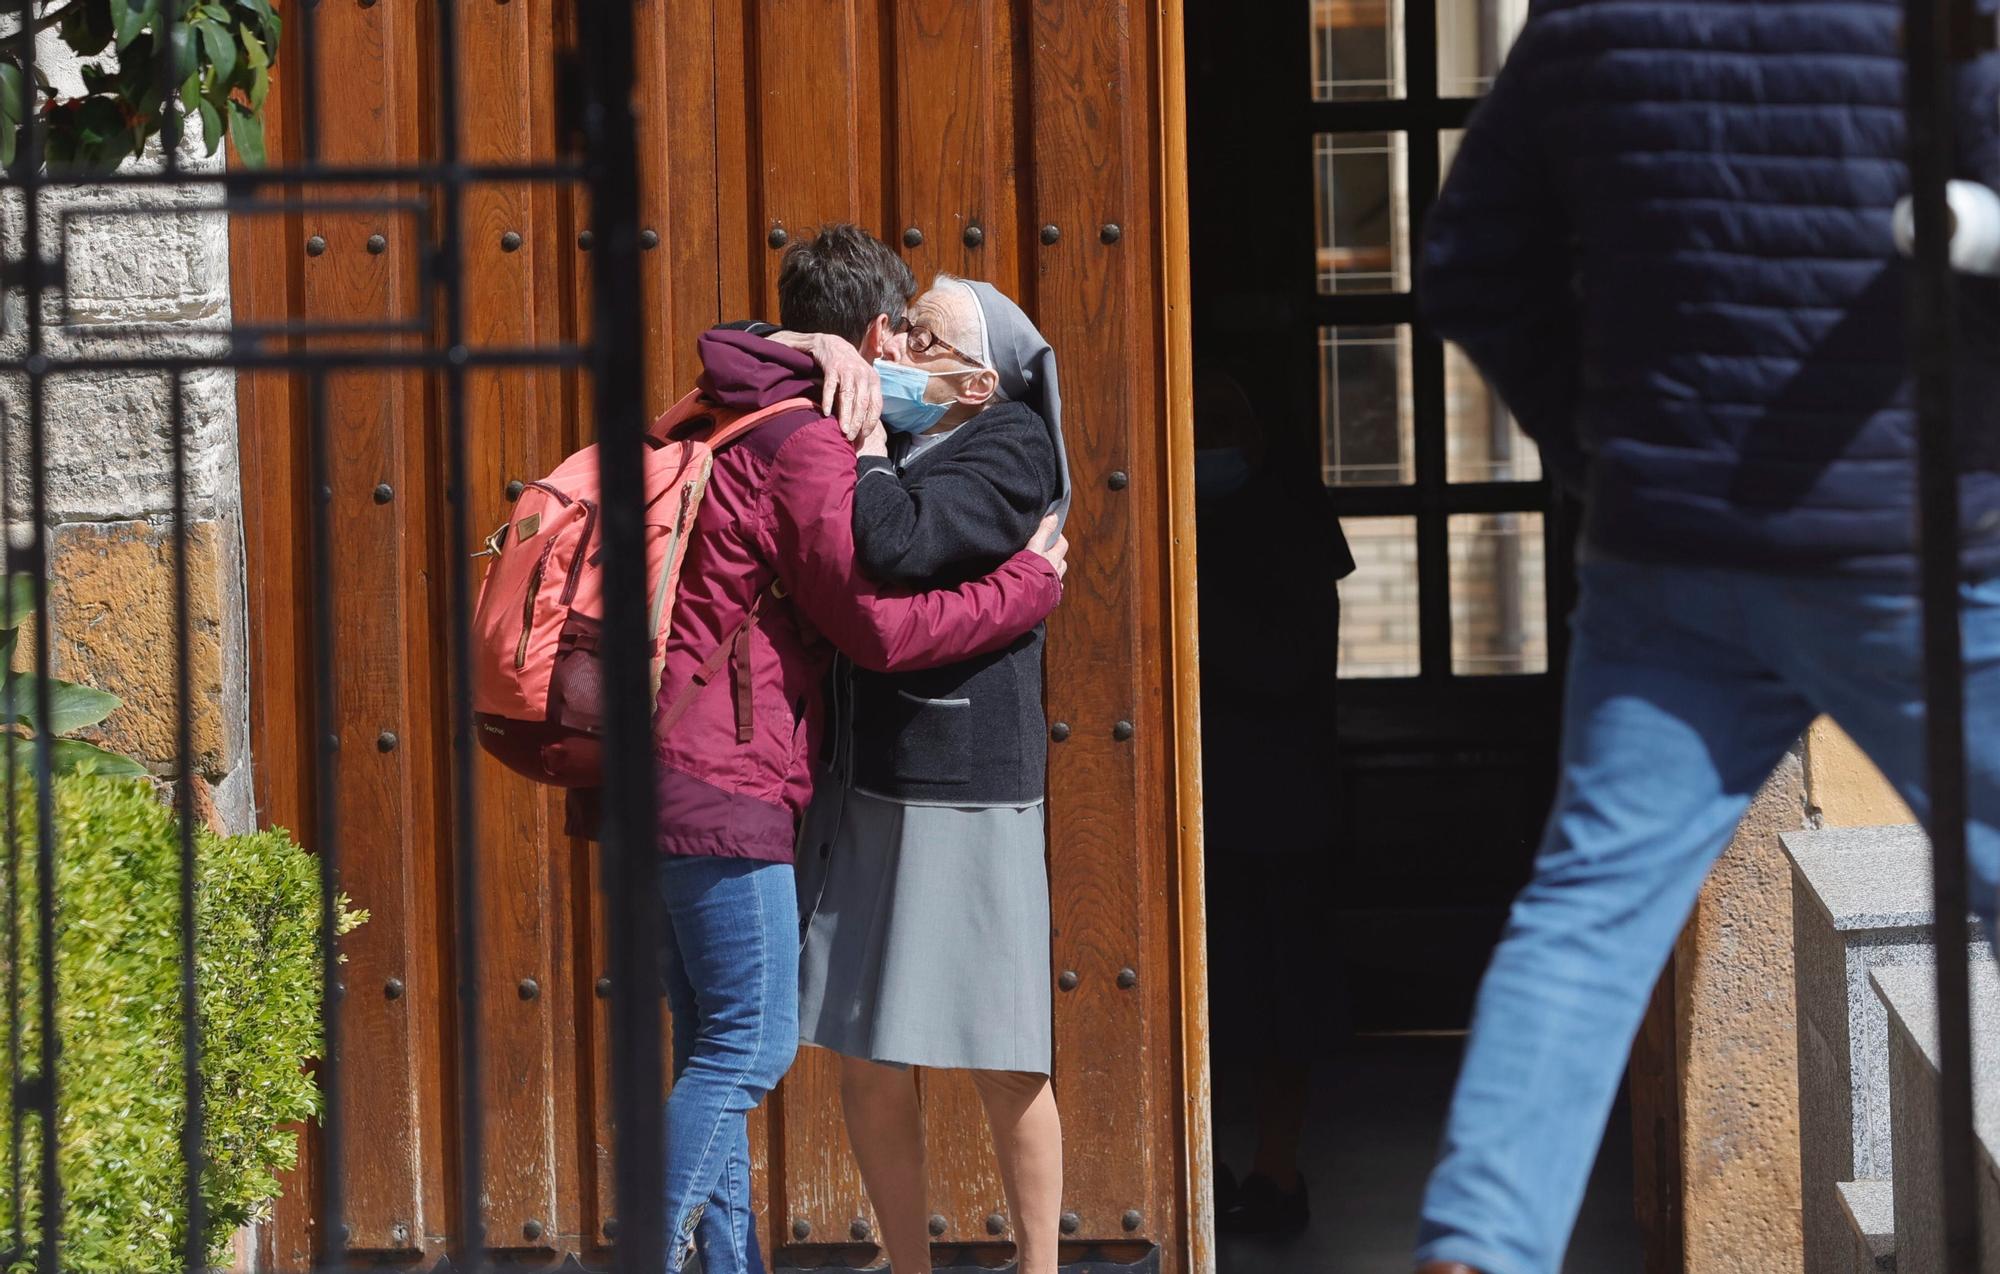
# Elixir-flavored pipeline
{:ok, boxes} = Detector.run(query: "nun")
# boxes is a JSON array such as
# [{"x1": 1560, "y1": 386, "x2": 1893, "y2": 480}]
[{"x1": 796, "y1": 273, "x2": 1071, "y2": 1274}]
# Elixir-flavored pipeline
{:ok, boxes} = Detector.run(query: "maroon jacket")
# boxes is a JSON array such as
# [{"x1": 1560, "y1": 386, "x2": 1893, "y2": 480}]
[{"x1": 632, "y1": 329, "x2": 1061, "y2": 861}]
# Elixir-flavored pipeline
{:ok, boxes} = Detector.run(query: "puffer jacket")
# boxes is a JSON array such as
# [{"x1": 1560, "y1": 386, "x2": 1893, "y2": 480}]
[
  {"x1": 569, "y1": 330, "x2": 1063, "y2": 860},
  {"x1": 1422, "y1": 0, "x2": 2000, "y2": 576}
]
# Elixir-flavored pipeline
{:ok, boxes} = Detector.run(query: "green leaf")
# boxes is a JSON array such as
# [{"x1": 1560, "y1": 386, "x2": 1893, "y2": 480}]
[
  {"x1": 0, "y1": 62, "x2": 23, "y2": 129},
  {"x1": 46, "y1": 737, "x2": 146, "y2": 777},
  {"x1": 111, "y1": 0, "x2": 156, "y2": 50},
  {"x1": 226, "y1": 97, "x2": 263, "y2": 167},
  {"x1": 172, "y1": 22, "x2": 199, "y2": 83},
  {"x1": 4, "y1": 676, "x2": 122, "y2": 735},
  {"x1": 196, "y1": 95, "x2": 221, "y2": 154},
  {"x1": 240, "y1": 24, "x2": 266, "y2": 70},
  {"x1": 59, "y1": 0, "x2": 117, "y2": 56},
  {"x1": 194, "y1": 18, "x2": 234, "y2": 84},
  {"x1": 0, "y1": 575, "x2": 40, "y2": 631},
  {"x1": 248, "y1": 62, "x2": 268, "y2": 109}
]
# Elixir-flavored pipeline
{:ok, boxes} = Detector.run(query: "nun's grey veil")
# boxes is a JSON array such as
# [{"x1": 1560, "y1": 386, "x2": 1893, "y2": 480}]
[{"x1": 938, "y1": 276, "x2": 1073, "y2": 538}]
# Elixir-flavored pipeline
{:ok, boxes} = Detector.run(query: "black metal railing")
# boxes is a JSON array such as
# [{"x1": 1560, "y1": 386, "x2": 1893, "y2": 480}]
[
  {"x1": 1907, "y1": 0, "x2": 1994, "y2": 1269},
  {"x1": 0, "y1": 1, "x2": 660, "y2": 1270}
]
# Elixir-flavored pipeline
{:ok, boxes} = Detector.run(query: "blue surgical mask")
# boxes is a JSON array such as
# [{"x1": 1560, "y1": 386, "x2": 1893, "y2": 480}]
[
  {"x1": 1195, "y1": 446, "x2": 1253, "y2": 500},
  {"x1": 875, "y1": 359, "x2": 976, "y2": 435}
]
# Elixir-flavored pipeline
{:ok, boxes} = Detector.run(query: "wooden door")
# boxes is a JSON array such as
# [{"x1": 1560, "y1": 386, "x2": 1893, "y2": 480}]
[{"x1": 230, "y1": 1, "x2": 1205, "y2": 1270}]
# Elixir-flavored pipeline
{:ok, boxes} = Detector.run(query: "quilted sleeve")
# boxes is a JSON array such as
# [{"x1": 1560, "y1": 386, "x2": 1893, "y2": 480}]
[{"x1": 1417, "y1": 17, "x2": 1588, "y2": 492}]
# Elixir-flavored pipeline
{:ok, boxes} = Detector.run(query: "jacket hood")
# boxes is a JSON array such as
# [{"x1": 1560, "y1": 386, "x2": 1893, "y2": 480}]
[{"x1": 697, "y1": 329, "x2": 821, "y2": 411}]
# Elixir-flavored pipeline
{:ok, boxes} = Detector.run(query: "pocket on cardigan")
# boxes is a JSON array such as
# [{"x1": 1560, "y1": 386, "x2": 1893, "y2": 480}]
[{"x1": 857, "y1": 691, "x2": 974, "y2": 789}]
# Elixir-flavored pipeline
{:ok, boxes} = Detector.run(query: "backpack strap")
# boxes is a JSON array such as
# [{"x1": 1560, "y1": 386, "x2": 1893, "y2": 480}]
[
  {"x1": 655, "y1": 578, "x2": 785, "y2": 745},
  {"x1": 652, "y1": 392, "x2": 818, "y2": 452}
]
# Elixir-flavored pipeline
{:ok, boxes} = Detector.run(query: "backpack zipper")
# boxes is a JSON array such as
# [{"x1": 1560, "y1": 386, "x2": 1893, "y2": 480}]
[
  {"x1": 516, "y1": 535, "x2": 560, "y2": 670},
  {"x1": 562, "y1": 500, "x2": 599, "y2": 606},
  {"x1": 650, "y1": 465, "x2": 707, "y2": 643}
]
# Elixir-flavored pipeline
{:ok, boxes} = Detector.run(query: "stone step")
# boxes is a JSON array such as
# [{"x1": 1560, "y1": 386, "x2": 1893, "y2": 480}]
[
  {"x1": 1835, "y1": 1179, "x2": 1897, "y2": 1273},
  {"x1": 1872, "y1": 960, "x2": 2000, "y2": 1274},
  {"x1": 1783, "y1": 824, "x2": 1990, "y2": 1273}
]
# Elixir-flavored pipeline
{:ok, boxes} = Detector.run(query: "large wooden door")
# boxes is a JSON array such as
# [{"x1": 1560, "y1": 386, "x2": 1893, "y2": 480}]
[{"x1": 230, "y1": 2, "x2": 1204, "y2": 1269}]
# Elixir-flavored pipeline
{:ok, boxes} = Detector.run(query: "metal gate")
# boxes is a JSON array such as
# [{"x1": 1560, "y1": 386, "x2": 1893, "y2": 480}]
[
  {"x1": 0, "y1": 0, "x2": 669, "y2": 1268},
  {"x1": 1906, "y1": 0, "x2": 1998, "y2": 1269}
]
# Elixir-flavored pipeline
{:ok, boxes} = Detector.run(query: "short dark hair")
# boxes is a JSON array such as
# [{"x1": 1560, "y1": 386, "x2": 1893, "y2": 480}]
[{"x1": 777, "y1": 224, "x2": 916, "y2": 345}]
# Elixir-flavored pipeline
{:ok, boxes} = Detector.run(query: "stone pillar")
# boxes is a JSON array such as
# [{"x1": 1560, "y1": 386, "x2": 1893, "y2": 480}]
[
  {"x1": 1804, "y1": 719, "x2": 1915, "y2": 829},
  {"x1": 0, "y1": 35, "x2": 252, "y2": 829},
  {"x1": 1636, "y1": 721, "x2": 1915, "y2": 1273},
  {"x1": 1673, "y1": 747, "x2": 1811, "y2": 1274}
]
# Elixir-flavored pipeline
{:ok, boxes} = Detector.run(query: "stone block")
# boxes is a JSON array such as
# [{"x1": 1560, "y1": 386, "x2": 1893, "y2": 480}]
[
  {"x1": 45, "y1": 518, "x2": 246, "y2": 779},
  {"x1": 1875, "y1": 961, "x2": 2000, "y2": 1274},
  {"x1": 0, "y1": 365, "x2": 240, "y2": 522},
  {"x1": 1836, "y1": 1179, "x2": 1897, "y2": 1273},
  {"x1": 1784, "y1": 825, "x2": 1989, "y2": 1273},
  {"x1": 1676, "y1": 750, "x2": 1808, "y2": 1273}
]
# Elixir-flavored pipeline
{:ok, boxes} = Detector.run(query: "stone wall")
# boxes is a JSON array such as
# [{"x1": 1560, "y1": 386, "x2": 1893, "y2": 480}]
[{"x1": 3, "y1": 35, "x2": 250, "y2": 830}]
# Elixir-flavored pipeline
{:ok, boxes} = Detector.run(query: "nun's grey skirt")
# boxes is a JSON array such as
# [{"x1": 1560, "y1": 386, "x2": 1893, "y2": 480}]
[{"x1": 796, "y1": 787, "x2": 1053, "y2": 1074}]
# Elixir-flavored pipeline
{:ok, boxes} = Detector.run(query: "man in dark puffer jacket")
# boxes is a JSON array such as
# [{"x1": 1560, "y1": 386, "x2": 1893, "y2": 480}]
[{"x1": 1412, "y1": 2, "x2": 2000, "y2": 1272}]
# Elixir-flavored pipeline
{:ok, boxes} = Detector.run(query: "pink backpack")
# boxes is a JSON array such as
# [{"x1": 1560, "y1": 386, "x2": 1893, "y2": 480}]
[{"x1": 470, "y1": 389, "x2": 814, "y2": 787}]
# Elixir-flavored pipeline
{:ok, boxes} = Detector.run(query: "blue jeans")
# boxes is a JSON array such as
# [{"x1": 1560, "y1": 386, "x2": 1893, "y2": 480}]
[
  {"x1": 658, "y1": 854, "x2": 800, "y2": 1274},
  {"x1": 1415, "y1": 557, "x2": 2000, "y2": 1274}
]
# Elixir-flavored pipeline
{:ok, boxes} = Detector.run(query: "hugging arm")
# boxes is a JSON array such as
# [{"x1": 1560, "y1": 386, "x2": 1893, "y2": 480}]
[
  {"x1": 762, "y1": 422, "x2": 1061, "y2": 674},
  {"x1": 853, "y1": 420, "x2": 1059, "y2": 583}
]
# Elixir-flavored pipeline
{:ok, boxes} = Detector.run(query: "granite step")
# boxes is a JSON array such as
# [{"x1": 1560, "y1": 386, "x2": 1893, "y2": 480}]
[
  {"x1": 1835, "y1": 1179, "x2": 1896, "y2": 1274},
  {"x1": 1783, "y1": 824, "x2": 1990, "y2": 1273},
  {"x1": 1872, "y1": 960, "x2": 2000, "y2": 1274}
]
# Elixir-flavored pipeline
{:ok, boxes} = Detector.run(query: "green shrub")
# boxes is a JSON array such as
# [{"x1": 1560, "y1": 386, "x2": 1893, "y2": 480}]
[{"x1": 0, "y1": 774, "x2": 363, "y2": 1272}]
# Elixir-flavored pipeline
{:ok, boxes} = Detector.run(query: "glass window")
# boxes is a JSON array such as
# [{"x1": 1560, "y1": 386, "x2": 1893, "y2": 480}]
[
  {"x1": 1440, "y1": 127, "x2": 1465, "y2": 183},
  {"x1": 1320, "y1": 324, "x2": 1413, "y2": 486},
  {"x1": 1311, "y1": 0, "x2": 1406, "y2": 101},
  {"x1": 1444, "y1": 343, "x2": 1541, "y2": 483},
  {"x1": 1338, "y1": 516, "x2": 1421, "y2": 677},
  {"x1": 1448, "y1": 512, "x2": 1548, "y2": 675},
  {"x1": 1314, "y1": 131, "x2": 1409, "y2": 295},
  {"x1": 1437, "y1": 0, "x2": 1530, "y2": 96}
]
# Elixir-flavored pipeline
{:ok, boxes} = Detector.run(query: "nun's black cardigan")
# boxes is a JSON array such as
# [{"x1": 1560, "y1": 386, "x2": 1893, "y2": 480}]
[{"x1": 847, "y1": 400, "x2": 1063, "y2": 805}]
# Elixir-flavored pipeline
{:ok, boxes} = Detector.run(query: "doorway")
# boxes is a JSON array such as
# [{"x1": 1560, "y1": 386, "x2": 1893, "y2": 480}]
[{"x1": 1182, "y1": 0, "x2": 1632, "y2": 1267}]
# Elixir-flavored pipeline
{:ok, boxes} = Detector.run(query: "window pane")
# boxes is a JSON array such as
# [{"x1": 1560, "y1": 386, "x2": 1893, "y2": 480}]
[
  {"x1": 1437, "y1": 0, "x2": 1530, "y2": 96},
  {"x1": 1315, "y1": 131, "x2": 1409, "y2": 294},
  {"x1": 1339, "y1": 516, "x2": 1420, "y2": 678},
  {"x1": 1320, "y1": 324, "x2": 1413, "y2": 486},
  {"x1": 1444, "y1": 342, "x2": 1541, "y2": 483},
  {"x1": 1311, "y1": 0, "x2": 1406, "y2": 101},
  {"x1": 1449, "y1": 512, "x2": 1548, "y2": 675},
  {"x1": 1441, "y1": 127, "x2": 1465, "y2": 184}
]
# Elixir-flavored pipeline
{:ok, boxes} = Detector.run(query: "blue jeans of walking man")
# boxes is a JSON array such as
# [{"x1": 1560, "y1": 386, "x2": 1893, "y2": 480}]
[
  {"x1": 659, "y1": 854, "x2": 799, "y2": 1274},
  {"x1": 1415, "y1": 555, "x2": 2000, "y2": 1274}
]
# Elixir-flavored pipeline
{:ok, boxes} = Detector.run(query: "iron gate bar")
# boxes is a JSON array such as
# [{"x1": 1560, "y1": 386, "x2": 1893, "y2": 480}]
[
  {"x1": 8, "y1": 161, "x2": 588, "y2": 188},
  {"x1": 142, "y1": 12, "x2": 217, "y2": 1261},
  {"x1": 1904, "y1": 0, "x2": 1983, "y2": 1268},
  {"x1": 576, "y1": 0, "x2": 669, "y2": 1270},
  {"x1": 0, "y1": 0, "x2": 648, "y2": 1263},
  {"x1": 430, "y1": 0, "x2": 487, "y2": 1266},
  {"x1": 0, "y1": 348, "x2": 591, "y2": 374},
  {"x1": 6, "y1": 7, "x2": 66, "y2": 1270},
  {"x1": 3, "y1": 400, "x2": 18, "y2": 1270},
  {"x1": 306, "y1": 370, "x2": 346, "y2": 1274}
]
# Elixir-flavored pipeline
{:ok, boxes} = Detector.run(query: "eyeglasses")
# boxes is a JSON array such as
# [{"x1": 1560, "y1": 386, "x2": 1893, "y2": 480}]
[{"x1": 892, "y1": 314, "x2": 986, "y2": 368}]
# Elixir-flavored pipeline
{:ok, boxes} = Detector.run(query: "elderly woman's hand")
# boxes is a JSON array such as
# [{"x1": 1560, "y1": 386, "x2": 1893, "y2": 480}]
[
  {"x1": 767, "y1": 330, "x2": 882, "y2": 442},
  {"x1": 1031, "y1": 514, "x2": 1068, "y2": 581}
]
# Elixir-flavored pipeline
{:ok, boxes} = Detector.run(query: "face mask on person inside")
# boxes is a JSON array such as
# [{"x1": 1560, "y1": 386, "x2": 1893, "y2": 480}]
[
  {"x1": 874, "y1": 359, "x2": 980, "y2": 434},
  {"x1": 1195, "y1": 445, "x2": 1253, "y2": 499}
]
